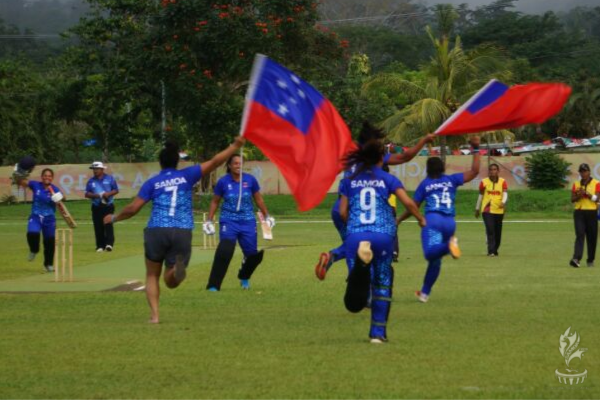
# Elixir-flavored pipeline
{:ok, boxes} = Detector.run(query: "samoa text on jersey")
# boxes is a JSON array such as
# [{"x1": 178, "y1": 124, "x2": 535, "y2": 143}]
[
  {"x1": 414, "y1": 173, "x2": 464, "y2": 217},
  {"x1": 214, "y1": 174, "x2": 260, "y2": 222},
  {"x1": 339, "y1": 166, "x2": 403, "y2": 237},
  {"x1": 332, "y1": 154, "x2": 393, "y2": 213},
  {"x1": 28, "y1": 181, "x2": 60, "y2": 217},
  {"x1": 137, "y1": 166, "x2": 202, "y2": 229},
  {"x1": 86, "y1": 174, "x2": 119, "y2": 206}
]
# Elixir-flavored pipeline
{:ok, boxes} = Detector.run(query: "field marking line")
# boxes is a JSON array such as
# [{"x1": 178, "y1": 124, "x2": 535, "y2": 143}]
[{"x1": 0, "y1": 219, "x2": 572, "y2": 226}]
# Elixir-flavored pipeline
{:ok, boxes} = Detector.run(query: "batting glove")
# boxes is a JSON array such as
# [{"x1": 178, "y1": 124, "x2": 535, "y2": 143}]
[
  {"x1": 266, "y1": 216, "x2": 276, "y2": 228},
  {"x1": 51, "y1": 192, "x2": 64, "y2": 203},
  {"x1": 202, "y1": 221, "x2": 216, "y2": 235}
]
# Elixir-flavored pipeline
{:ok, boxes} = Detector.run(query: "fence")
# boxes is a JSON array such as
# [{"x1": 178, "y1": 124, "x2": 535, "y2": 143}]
[{"x1": 0, "y1": 154, "x2": 597, "y2": 201}]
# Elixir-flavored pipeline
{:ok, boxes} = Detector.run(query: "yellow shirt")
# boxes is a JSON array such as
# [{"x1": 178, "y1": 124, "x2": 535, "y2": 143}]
[
  {"x1": 572, "y1": 179, "x2": 600, "y2": 210},
  {"x1": 479, "y1": 177, "x2": 508, "y2": 214}
]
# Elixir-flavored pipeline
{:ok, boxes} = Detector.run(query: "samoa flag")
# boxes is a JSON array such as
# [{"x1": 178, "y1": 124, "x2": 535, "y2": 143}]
[
  {"x1": 241, "y1": 54, "x2": 355, "y2": 211},
  {"x1": 435, "y1": 79, "x2": 571, "y2": 135}
]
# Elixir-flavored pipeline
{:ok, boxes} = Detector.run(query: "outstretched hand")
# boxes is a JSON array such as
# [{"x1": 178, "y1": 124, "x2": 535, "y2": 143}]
[
  {"x1": 232, "y1": 136, "x2": 246, "y2": 149},
  {"x1": 103, "y1": 214, "x2": 114, "y2": 225}
]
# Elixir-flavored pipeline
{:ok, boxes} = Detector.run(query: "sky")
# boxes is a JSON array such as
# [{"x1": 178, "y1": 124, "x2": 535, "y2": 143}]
[{"x1": 426, "y1": 0, "x2": 600, "y2": 13}]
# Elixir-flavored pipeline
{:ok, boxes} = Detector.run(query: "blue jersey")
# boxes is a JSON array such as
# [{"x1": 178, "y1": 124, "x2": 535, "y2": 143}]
[
  {"x1": 332, "y1": 154, "x2": 392, "y2": 213},
  {"x1": 339, "y1": 166, "x2": 402, "y2": 237},
  {"x1": 137, "y1": 166, "x2": 202, "y2": 229},
  {"x1": 413, "y1": 173, "x2": 464, "y2": 217},
  {"x1": 86, "y1": 174, "x2": 119, "y2": 206},
  {"x1": 29, "y1": 181, "x2": 60, "y2": 217},
  {"x1": 214, "y1": 174, "x2": 260, "y2": 222}
]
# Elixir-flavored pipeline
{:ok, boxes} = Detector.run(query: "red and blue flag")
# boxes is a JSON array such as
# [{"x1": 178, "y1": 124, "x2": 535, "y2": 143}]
[
  {"x1": 435, "y1": 79, "x2": 571, "y2": 136},
  {"x1": 241, "y1": 54, "x2": 355, "y2": 211}
]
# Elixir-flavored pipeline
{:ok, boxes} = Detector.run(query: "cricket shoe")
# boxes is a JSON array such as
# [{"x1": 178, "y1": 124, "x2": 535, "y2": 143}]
[
  {"x1": 28, "y1": 252, "x2": 36, "y2": 262},
  {"x1": 96, "y1": 248, "x2": 104, "y2": 253},
  {"x1": 315, "y1": 252, "x2": 333, "y2": 281},
  {"x1": 44, "y1": 265, "x2": 54, "y2": 273},
  {"x1": 449, "y1": 236, "x2": 461, "y2": 259},
  {"x1": 240, "y1": 279, "x2": 250, "y2": 290},
  {"x1": 370, "y1": 337, "x2": 388, "y2": 344},
  {"x1": 569, "y1": 259, "x2": 580, "y2": 268},
  {"x1": 587, "y1": 262, "x2": 594, "y2": 268},
  {"x1": 207, "y1": 287, "x2": 219, "y2": 292},
  {"x1": 105, "y1": 245, "x2": 113, "y2": 252},
  {"x1": 415, "y1": 290, "x2": 429, "y2": 303}
]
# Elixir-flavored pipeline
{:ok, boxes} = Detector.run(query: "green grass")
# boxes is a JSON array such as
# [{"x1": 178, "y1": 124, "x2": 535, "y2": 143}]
[{"x1": 0, "y1": 196, "x2": 597, "y2": 398}]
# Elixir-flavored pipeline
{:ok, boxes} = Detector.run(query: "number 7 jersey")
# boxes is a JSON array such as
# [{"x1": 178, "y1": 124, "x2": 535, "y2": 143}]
[
  {"x1": 413, "y1": 173, "x2": 464, "y2": 217},
  {"x1": 137, "y1": 166, "x2": 202, "y2": 229},
  {"x1": 339, "y1": 166, "x2": 403, "y2": 237}
]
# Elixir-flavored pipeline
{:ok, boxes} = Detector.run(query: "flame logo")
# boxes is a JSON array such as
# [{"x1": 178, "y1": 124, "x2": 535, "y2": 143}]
[{"x1": 559, "y1": 327, "x2": 588, "y2": 372}]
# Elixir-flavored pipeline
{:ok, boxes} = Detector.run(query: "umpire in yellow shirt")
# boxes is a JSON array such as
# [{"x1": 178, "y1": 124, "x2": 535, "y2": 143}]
[
  {"x1": 570, "y1": 163, "x2": 600, "y2": 268},
  {"x1": 475, "y1": 163, "x2": 507, "y2": 256}
]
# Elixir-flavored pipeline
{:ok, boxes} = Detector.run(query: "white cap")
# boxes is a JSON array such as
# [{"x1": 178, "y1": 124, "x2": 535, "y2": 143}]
[{"x1": 90, "y1": 161, "x2": 107, "y2": 169}]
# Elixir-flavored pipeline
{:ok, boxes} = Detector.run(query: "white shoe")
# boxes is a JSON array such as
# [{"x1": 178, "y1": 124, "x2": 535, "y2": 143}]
[
  {"x1": 370, "y1": 337, "x2": 388, "y2": 344},
  {"x1": 28, "y1": 252, "x2": 36, "y2": 262},
  {"x1": 96, "y1": 248, "x2": 104, "y2": 253},
  {"x1": 415, "y1": 291, "x2": 429, "y2": 303},
  {"x1": 44, "y1": 265, "x2": 54, "y2": 273},
  {"x1": 105, "y1": 245, "x2": 113, "y2": 252}
]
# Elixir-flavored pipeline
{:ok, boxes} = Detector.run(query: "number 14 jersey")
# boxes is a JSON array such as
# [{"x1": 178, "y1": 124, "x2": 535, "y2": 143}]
[
  {"x1": 413, "y1": 173, "x2": 464, "y2": 217},
  {"x1": 339, "y1": 166, "x2": 403, "y2": 237}
]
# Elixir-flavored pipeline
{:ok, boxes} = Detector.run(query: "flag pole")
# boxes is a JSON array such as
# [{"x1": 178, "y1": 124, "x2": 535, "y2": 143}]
[{"x1": 237, "y1": 54, "x2": 267, "y2": 211}]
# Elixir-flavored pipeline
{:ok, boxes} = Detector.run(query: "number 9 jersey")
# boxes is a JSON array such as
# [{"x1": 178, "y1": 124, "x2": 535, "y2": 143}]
[
  {"x1": 413, "y1": 173, "x2": 464, "y2": 216},
  {"x1": 137, "y1": 165, "x2": 203, "y2": 229},
  {"x1": 339, "y1": 166, "x2": 403, "y2": 237}
]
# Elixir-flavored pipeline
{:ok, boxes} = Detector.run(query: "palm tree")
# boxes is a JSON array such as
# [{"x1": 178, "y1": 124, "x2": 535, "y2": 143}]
[{"x1": 363, "y1": 6, "x2": 514, "y2": 160}]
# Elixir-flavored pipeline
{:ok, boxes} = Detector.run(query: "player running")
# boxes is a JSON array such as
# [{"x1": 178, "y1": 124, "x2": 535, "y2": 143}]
[
  {"x1": 339, "y1": 135, "x2": 425, "y2": 343},
  {"x1": 398, "y1": 136, "x2": 481, "y2": 303},
  {"x1": 204, "y1": 154, "x2": 274, "y2": 291},
  {"x1": 104, "y1": 138, "x2": 245, "y2": 323},
  {"x1": 12, "y1": 158, "x2": 64, "y2": 273},
  {"x1": 315, "y1": 123, "x2": 434, "y2": 280}
]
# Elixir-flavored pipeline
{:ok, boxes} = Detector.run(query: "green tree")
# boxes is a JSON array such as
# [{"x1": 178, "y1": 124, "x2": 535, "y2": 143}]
[
  {"x1": 363, "y1": 23, "x2": 512, "y2": 158},
  {"x1": 525, "y1": 151, "x2": 570, "y2": 190},
  {"x1": 66, "y1": 0, "x2": 346, "y2": 162}
]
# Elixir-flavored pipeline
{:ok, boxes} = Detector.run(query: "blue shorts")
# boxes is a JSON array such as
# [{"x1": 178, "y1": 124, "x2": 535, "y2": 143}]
[
  {"x1": 345, "y1": 232, "x2": 394, "y2": 272},
  {"x1": 219, "y1": 219, "x2": 258, "y2": 257},
  {"x1": 421, "y1": 212, "x2": 456, "y2": 259},
  {"x1": 27, "y1": 214, "x2": 56, "y2": 238}
]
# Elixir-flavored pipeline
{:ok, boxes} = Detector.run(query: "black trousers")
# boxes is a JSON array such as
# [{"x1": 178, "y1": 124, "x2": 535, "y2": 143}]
[
  {"x1": 482, "y1": 212, "x2": 504, "y2": 255},
  {"x1": 92, "y1": 204, "x2": 115, "y2": 249},
  {"x1": 573, "y1": 210, "x2": 598, "y2": 262}
]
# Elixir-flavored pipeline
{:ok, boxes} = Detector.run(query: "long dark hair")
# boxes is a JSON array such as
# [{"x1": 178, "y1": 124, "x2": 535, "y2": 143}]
[
  {"x1": 344, "y1": 139, "x2": 384, "y2": 178},
  {"x1": 159, "y1": 141, "x2": 180, "y2": 169},
  {"x1": 357, "y1": 121, "x2": 385, "y2": 146},
  {"x1": 226, "y1": 154, "x2": 241, "y2": 174}
]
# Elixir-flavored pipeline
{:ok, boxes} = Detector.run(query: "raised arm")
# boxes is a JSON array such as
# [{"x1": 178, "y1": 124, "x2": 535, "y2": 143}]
[
  {"x1": 387, "y1": 133, "x2": 436, "y2": 165},
  {"x1": 462, "y1": 136, "x2": 481, "y2": 184},
  {"x1": 103, "y1": 197, "x2": 147, "y2": 224},
  {"x1": 200, "y1": 136, "x2": 246, "y2": 175}
]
